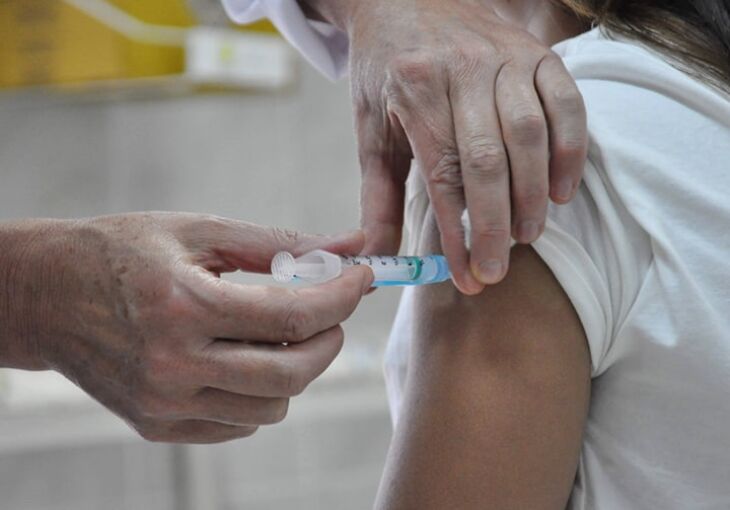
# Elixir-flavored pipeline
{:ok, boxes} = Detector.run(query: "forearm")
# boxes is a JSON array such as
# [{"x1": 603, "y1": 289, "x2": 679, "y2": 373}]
[{"x1": 0, "y1": 219, "x2": 71, "y2": 370}]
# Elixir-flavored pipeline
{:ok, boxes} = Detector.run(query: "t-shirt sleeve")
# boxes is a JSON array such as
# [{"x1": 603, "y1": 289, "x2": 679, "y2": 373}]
[
  {"x1": 221, "y1": 0, "x2": 349, "y2": 80},
  {"x1": 462, "y1": 158, "x2": 651, "y2": 377},
  {"x1": 531, "y1": 159, "x2": 652, "y2": 376}
]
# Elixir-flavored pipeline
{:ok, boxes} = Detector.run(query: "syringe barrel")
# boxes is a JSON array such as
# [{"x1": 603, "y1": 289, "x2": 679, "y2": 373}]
[
  {"x1": 271, "y1": 250, "x2": 451, "y2": 287},
  {"x1": 341, "y1": 255, "x2": 450, "y2": 286}
]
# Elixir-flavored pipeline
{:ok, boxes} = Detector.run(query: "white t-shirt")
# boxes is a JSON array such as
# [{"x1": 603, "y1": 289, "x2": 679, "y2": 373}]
[{"x1": 386, "y1": 28, "x2": 730, "y2": 509}]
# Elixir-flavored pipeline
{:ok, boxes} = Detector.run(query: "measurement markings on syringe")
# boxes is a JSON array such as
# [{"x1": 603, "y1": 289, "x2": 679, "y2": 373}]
[{"x1": 273, "y1": 250, "x2": 451, "y2": 286}]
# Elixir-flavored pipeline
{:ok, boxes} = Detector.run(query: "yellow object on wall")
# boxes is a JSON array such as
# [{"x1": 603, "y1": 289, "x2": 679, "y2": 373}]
[
  {"x1": 109, "y1": 0, "x2": 195, "y2": 80},
  {"x1": 0, "y1": 0, "x2": 281, "y2": 90},
  {"x1": 1, "y1": 1, "x2": 118, "y2": 87}
]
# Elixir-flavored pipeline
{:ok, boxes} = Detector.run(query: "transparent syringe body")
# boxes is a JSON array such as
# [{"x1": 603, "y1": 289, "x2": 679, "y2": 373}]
[
  {"x1": 271, "y1": 250, "x2": 451, "y2": 287},
  {"x1": 340, "y1": 254, "x2": 450, "y2": 286}
]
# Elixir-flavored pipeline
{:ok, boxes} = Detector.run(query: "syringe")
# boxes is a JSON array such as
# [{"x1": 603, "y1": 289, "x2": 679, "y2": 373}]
[{"x1": 271, "y1": 250, "x2": 451, "y2": 287}]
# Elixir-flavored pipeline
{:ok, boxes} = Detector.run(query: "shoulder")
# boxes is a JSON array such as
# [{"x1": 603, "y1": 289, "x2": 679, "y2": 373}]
[
  {"x1": 554, "y1": 28, "x2": 730, "y2": 134},
  {"x1": 555, "y1": 27, "x2": 687, "y2": 83}
]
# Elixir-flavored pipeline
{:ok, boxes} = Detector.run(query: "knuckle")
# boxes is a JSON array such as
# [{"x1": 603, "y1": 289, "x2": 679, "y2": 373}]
[
  {"x1": 515, "y1": 184, "x2": 549, "y2": 211},
  {"x1": 540, "y1": 53, "x2": 568, "y2": 76},
  {"x1": 158, "y1": 291, "x2": 196, "y2": 325},
  {"x1": 452, "y1": 44, "x2": 493, "y2": 75},
  {"x1": 388, "y1": 53, "x2": 436, "y2": 85},
  {"x1": 551, "y1": 85, "x2": 584, "y2": 113},
  {"x1": 509, "y1": 112, "x2": 546, "y2": 146},
  {"x1": 462, "y1": 137, "x2": 508, "y2": 182},
  {"x1": 457, "y1": 44, "x2": 492, "y2": 63},
  {"x1": 471, "y1": 222, "x2": 511, "y2": 243},
  {"x1": 553, "y1": 137, "x2": 588, "y2": 161}
]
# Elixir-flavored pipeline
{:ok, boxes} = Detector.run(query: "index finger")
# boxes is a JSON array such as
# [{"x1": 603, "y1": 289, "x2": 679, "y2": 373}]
[
  {"x1": 192, "y1": 265, "x2": 374, "y2": 343},
  {"x1": 173, "y1": 216, "x2": 366, "y2": 274}
]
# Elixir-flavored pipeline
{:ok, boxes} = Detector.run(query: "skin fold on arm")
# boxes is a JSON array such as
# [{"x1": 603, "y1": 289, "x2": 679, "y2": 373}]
[{"x1": 375, "y1": 208, "x2": 591, "y2": 509}]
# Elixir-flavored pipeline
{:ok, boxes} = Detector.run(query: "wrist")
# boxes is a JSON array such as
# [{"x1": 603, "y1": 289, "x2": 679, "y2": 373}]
[
  {"x1": 0, "y1": 219, "x2": 75, "y2": 370},
  {"x1": 297, "y1": 0, "x2": 362, "y2": 32}
]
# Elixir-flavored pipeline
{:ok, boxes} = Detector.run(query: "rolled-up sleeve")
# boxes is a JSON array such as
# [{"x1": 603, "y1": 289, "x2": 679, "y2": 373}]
[
  {"x1": 461, "y1": 158, "x2": 652, "y2": 378},
  {"x1": 221, "y1": 0, "x2": 349, "y2": 80}
]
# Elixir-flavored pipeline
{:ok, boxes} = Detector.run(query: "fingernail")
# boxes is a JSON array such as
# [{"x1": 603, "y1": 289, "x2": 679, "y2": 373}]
[
  {"x1": 517, "y1": 220, "x2": 539, "y2": 243},
  {"x1": 553, "y1": 178, "x2": 574, "y2": 202},
  {"x1": 477, "y1": 259, "x2": 504, "y2": 284}
]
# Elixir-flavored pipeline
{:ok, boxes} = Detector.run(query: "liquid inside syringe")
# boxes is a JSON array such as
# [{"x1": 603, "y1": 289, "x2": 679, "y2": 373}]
[{"x1": 271, "y1": 250, "x2": 451, "y2": 287}]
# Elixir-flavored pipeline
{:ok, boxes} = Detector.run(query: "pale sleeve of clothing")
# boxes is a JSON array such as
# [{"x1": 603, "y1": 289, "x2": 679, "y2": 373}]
[
  {"x1": 530, "y1": 163, "x2": 617, "y2": 377},
  {"x1": 221, "y1": 0, "x2": 349, "y2": 80},
  {"x1": 528, "y1": 159, "x2": 651, "y2": 377},
  {"x1": 463, "y1": 158, "x2": 652, "y2": 377}
]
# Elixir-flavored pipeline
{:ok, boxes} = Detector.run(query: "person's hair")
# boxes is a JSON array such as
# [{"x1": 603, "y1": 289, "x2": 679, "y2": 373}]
[{"x1": 557, "y1": 1, "x2": 730, "y2": 93}]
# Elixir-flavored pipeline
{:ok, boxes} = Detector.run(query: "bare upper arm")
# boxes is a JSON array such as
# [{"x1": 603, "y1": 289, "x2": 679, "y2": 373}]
[{"x1": 375, "y1": 210, "x2": 591, "y2": 510}]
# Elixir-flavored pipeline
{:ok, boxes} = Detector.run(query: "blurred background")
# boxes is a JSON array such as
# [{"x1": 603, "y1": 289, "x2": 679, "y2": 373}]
[{"x1": 0, "y1": 1, "x2": 399, "y2": 509}]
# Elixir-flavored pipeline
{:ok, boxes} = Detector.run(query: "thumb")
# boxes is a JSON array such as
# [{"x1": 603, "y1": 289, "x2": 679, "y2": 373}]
[{"x1": 174, "y1": 215, "x2": 365, "y2": 274}]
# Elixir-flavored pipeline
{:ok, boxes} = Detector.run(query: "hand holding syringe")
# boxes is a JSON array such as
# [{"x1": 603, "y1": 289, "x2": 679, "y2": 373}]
[{"x1": 272, "y1": 250, "x2": 451, "y2": 287}]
